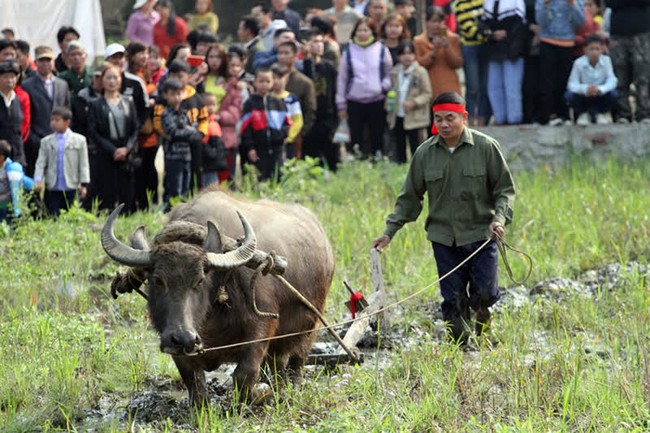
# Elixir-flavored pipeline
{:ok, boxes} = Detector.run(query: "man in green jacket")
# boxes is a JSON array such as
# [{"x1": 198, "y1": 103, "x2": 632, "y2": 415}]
[{"x1": 372, "y1": 91, "x2": 515, "y2": 345}]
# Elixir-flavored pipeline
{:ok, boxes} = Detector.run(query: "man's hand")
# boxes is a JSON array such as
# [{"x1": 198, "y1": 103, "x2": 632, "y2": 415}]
[
  {"x1": 338, "y1": 109, "x2": 347, "y2": 121},
  {"x1": 79, "y1": 186, "x2": 88, "y2": 200},
  {"x1": 113, "y1": 147, "x2": 128, "y2": 161},
  {"x1": 403, "y1": 100, "x2": 415, "y2": 111},
  {"x1": 247, "y1": 149, "x2": 259, "y2": 163},
  {"x1": 586, "y1": 85, "x2": 600, "y2": 97},
  {"x1": 492, "y1": 30, "x2": 507, "y2": 41},
  {"x1": 34, "y1": 181, "x2": 43, "y2": 192},
  {"x1": 489, "y1": 221, "x2": 505, "y2": 240},
  {"x1": 371, "y1": 234, "x2": 391, "y2": 252}
]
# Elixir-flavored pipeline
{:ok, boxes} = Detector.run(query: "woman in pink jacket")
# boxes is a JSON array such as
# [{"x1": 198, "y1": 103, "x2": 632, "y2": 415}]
[
  {"x1": 216, "y1": 53, "x2": 243, "y2": 183},
  {"x1": 336, "y1": 17, "x2": 393, "y2": 160}
]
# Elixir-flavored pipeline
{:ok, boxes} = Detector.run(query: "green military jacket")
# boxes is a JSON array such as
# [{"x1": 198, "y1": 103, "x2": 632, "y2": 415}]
[{"x1": 384, "y1": 127, "x2": 515, "y2": 247}]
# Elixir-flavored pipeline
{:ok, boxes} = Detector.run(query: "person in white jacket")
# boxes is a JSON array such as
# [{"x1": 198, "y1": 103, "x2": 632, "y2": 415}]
[
  {"x1": 34, "y1": 106, "x2": 90, "y2": 216},
  {"x1": 565, "y1": 34, "x2": 618, "y2": 125}
]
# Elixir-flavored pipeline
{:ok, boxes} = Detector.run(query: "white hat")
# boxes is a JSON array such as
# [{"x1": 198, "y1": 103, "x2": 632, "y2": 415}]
[
  {"x1": 133, "y1": 0, "x2": 148, "y2": 9},
  {"x1": 104, "y1": 43, "x2": 125, "y2": 59}
]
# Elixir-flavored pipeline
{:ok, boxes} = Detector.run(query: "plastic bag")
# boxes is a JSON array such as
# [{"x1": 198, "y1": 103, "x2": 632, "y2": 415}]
[{"x1": 333, "y1": 119, "x2": 351, "y2": 144}]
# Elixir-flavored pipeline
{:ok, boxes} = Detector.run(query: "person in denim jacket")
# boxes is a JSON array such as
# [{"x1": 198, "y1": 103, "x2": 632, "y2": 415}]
[{"x1": 536, "y1": 0, "x2": 585, "y2": 125}]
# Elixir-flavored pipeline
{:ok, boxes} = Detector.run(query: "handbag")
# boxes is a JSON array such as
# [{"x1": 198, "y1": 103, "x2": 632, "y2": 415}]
[
  {"x1": 333, "y1": 119, "x2": 351, "y2": 144},
  {"x1": 109, "y1": 100, "x2": 143, "y2": 174}
]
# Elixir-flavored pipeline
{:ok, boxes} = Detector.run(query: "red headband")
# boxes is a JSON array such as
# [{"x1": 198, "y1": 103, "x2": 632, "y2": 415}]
[{"x1": 431, "y1": 103, "x2": 467, "y2": 134}]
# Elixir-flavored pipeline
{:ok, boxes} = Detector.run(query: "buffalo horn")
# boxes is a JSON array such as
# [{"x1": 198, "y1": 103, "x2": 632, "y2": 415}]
[
  {"x1": 206, "y1": 211, "x2": 257, "y2": 270},
  {"x1": 101, "y1": 204, "x2": 153, "y2": 267},
  {"x1": 131, "y1": 226, "x2": 150, "y2": 250},
  {"x1": 203, "y1": 221, "x2": 224, "y2": 253}
]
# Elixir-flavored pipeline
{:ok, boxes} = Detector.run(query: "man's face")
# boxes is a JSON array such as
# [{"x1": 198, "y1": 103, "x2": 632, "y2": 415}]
[
  {"x1": 333, "y1": 0, "x2": 347, "y2": 9},
  {"x1": 0, "y1": 47, "x2": 17, "y2": 61},
  {"x1": 586, "y1": 42, "x2": 603, "y2": 64},
  {"x1": 277, "y1": 45, "x2": 295, "y2": 67},
  {"x1": 251, "y1": 6, "x2": 270, "y2": 27},
  {"x1": 68, "y1": 48, "x2": 87, "y2": 71},
  {"x1": 106, "y1": 53, "x2": 125, "y2": 68},
  {"x1": 271, "y1": 0, "x2": 288, "y2": 11},
  {"x1": 61, "y1": 32, "x2": 78, "y2": 51},
  {"x1": 36, "y1": 57, "x2": 54, "y2": 77},
  {"x1": 130, "y1": 50, "x2": 148, "y2": 70},
  {"x1": 433, "y1": 110, "x2": 467, "y2": 141},
  {"x1": 0, "y1": 72, "x2": 17, "y2": 93},
  {"x1": 276, "y1": 32, "x2": 296, "y2": 47},
  {"x1": 15, "y1": 50, "x2": 29, "y2": 69},
  {"x1": 237, "y1": 21, "x2": 249, "y2": 42},
  {"x1": 309, "y1": 35, "x2": 325, "y2": 57}
]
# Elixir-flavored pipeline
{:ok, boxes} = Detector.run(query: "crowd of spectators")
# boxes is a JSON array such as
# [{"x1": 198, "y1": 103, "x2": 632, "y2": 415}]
[{"x1": 0, "y1": 0, "x2": 649, "y2": 222}]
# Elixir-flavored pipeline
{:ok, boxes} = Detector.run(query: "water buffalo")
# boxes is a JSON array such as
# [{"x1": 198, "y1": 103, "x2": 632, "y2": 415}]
[{"x1": 101, "y1": 189, "x2": 335, "y2": 404}]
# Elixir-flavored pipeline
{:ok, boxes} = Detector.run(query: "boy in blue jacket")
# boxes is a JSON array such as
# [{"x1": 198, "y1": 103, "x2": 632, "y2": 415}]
[{"x1": 0, "y1": 139, "x2": 33, "y2": 224}]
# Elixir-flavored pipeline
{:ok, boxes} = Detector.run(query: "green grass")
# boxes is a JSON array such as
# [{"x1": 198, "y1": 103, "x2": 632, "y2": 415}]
[{"x1": 1, "y1": 157, "x2": 650, "y2": 431}]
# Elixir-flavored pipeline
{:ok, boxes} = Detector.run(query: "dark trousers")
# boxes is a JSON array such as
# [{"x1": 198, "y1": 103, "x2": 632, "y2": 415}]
[
  {"x1": 134, "y1": 145, "x2": 159, "y2": 211},
  {"x1": 609, "y1": 32, "x2": 650, "y2": 121},
  {"x1": 304, "y1": 122, "x2": 339, "y2": 172},
  {"x1": 44, "y1": 189, "x2": 77, "y2": 217},
  {"x1": 0, "y1": 207, "x2": 12, "y2": 225},
  {"x1": 347, "y1": 99, "x2": 386, "y2": 157},
  {"x1": 98, "y1": 156, "x2": 135, "y2": 214},
  {"x1": 432, "y1": 240, "x2": 500, "y2": 322},
  {"x1": 523, "y1": 54, "x2": 542, "y2": 124},
  {"x1": 565, "y1": 90, "x2": 618, "y2": 119},
  {"x1": 391, "y1": 117, "x2": 422, "y2": 164},
  {"x1": 254, "y1": 148, "x2": 284, "y2": 182},
  {"x1": 82, "y1": 151, "x2": 101, "y2": 211},
  {"x1": 538, "y1": 42, "x2": 574, "y2": 124}
]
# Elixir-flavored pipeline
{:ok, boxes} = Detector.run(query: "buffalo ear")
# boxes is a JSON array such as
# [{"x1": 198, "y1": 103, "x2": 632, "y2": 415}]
[{"x1": 204, "y1": 221, "x2": 224, "y2": 253}]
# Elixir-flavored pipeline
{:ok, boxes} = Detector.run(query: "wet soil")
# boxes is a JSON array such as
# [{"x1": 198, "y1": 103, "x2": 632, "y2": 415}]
[{"x1": 78, "y1": 261, "x2": 649, "y2": 431}]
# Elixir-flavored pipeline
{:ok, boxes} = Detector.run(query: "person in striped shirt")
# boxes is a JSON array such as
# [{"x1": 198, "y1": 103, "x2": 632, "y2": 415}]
[{"x1": 454, "y1": 0, "x2": 491, "y2": 125}]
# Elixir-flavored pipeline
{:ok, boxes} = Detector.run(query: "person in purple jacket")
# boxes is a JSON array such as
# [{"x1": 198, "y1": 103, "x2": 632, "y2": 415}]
[
  {"x1": 125, "y1": 0, "x2": 160, "y2": 47},
  {"x1": 336, "y1": 17, "x2": 392, "y2": 160}
]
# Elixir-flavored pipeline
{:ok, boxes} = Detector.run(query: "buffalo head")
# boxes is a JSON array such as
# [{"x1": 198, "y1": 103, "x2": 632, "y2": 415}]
[{"x1": 101, "y1": 204, "x2": 257, "y2": 356}]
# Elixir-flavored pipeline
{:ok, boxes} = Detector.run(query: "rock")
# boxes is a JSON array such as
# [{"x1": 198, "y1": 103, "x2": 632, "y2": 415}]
[{"x1": 476, "y1": 124, "x2": 650, "y2": 173}]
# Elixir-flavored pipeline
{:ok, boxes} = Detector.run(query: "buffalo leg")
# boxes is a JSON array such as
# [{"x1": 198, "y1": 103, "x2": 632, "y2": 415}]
[
  {"x1": 233, "y1": 343, "x2": 269, "y2": 402},
  {"x1": 173, "y1": 358, "x2": 208, "y2": 406}
]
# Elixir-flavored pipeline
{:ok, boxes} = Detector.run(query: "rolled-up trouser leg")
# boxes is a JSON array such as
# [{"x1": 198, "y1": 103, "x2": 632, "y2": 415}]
[{"x1": 434, "y1": 240, "x2": 501, "y2": 341}]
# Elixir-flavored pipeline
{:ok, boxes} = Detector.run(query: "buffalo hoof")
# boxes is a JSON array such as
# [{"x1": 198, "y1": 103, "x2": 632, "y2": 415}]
[{"x1": 249, "y1": 383, "x2": 273, "y2": 405}]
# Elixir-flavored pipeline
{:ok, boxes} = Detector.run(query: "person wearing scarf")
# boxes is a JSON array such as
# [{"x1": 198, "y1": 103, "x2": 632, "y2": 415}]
[
  {"x1": 372, "y1": 92, "x2": 516, "y2": 346},
  {"x1": 336, "y1": 17, "x2": 393, "y2": 160},
  {"x1": 480, "y1": 0, "x2": 527, "y2": 124}
]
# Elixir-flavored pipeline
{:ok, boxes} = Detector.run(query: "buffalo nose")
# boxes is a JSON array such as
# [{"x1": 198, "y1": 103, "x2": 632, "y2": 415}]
[{"x1": 168, "y1": 331, "x2": 202, "y2": 354}]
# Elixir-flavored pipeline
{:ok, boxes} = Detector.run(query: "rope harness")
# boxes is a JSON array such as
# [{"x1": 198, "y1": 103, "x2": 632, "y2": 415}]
[{"x1": 117, "y1": 232, "x2": 532, "y2": 360}]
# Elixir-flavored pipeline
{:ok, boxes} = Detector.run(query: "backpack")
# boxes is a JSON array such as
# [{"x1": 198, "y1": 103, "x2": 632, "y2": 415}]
[{"x1": 345, "y1": 43, "x2": 386, "y2": 95}]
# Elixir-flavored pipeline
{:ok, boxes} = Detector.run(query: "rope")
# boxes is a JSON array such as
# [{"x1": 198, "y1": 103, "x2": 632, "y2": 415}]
[
  {"x1": 188, "y1": 237, "x2": 495, "y2": 357},
  {"x1": 494, "y1": 233, "x2": 533, "y2": 285},
  {"x1": 119, "y1": 233, "x2": 532, "y2": 358}
]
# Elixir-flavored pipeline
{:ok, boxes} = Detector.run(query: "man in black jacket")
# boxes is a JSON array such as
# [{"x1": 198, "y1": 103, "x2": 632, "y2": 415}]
[
  {"x1": 302, "y1": 29, "x2": 340, "y2": 171},
  {"x1": 0, "y1": 60, "x2": 26, "y2": 166},
  {"x1": 605, "y1": 0, "x2": 650, "y2": 124},
  {"x1": 22, "y1": 46, "x2": 70, "y2": 175}
]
